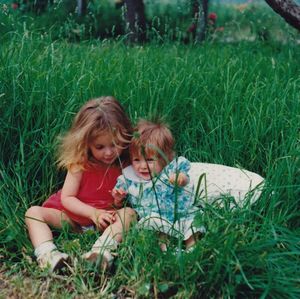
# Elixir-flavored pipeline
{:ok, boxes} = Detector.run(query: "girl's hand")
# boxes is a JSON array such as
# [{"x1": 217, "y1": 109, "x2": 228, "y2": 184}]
[
  {"x1": 111, "y1": 188, "x2": 127, "y2": 208},
  {"x1": 169, "y1": 172, "x2": 188, "y2": 187},
  {"x1": 91, "y1": 209, "x2": 116, "y2": 231}
]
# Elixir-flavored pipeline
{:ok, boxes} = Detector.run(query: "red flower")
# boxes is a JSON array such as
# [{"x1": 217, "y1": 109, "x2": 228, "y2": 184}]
[
  {"x1": 187, "y1": 23, "x2": 196, "y2": 33},
  {"x1": 11, "y1": 3, "x2": 19, "y2": 9},
  {"x1": 208, "y1": 12, "x2": 217, "y2": 20}
]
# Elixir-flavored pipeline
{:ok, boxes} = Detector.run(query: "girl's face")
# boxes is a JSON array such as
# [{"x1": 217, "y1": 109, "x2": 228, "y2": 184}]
[
  {"x1": 131, "y1": 152, "x2": 163, "y2": 180},
  {"x1": 89, "y1": 132, "x2": 123, "y2": 165}
]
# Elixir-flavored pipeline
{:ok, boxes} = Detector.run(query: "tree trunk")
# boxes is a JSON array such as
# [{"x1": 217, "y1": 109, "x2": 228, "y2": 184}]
[
  {"x1": 199, "y1": 0, "x2": 209, "y2": 42},
  {"x1": 124, "y1": 0, "x2": 147, "y2": 43},
  {"x1": 193, "y1": 0, "x2": 209, "y2": 42},
  {"x1": 77, "y1": 0, "x2": 88, "y2": 16},
  {"x1": 265, "y1": 0, "x2": 300, "y2": 30}
]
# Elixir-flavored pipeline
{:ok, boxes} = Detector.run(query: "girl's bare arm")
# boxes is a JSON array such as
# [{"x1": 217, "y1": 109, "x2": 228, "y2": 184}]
[{"x1": 61, "y1": 170, "x2": 115, "y2": 228}]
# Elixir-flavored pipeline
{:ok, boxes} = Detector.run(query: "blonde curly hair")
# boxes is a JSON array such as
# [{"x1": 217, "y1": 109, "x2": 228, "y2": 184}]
[{"x1": 57, "y1": 96, "x2": 132, "y2": 170}]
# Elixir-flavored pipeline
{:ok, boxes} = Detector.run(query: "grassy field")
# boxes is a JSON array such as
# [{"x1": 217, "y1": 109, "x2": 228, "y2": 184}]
[{"x1": 1, "y1": 1, "x2": 300, "y2": 298}]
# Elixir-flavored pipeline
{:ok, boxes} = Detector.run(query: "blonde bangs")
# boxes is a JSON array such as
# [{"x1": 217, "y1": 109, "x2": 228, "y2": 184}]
[{"x1": 114, "y1": 128, "x2": 132, "y2": 149}]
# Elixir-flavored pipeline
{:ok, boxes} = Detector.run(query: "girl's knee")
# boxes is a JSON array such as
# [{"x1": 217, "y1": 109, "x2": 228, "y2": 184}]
[
  {"x1": 25, "y1": 206, "x2": 46, "y2": 226},
  {"x1": 114, "y1": 208, "x2": 136, "y2": 228},
  {"x1": 25, "y1": 205, "x2": 43, "y2": 218},
  {"x1": 117, "y1": 207, "x2": 137, "y2": 222},
  {"x1": 121, "y1": 207, "x2": 136, "y2": 217},
  {"x1": 25, "y1": 206, "x2": 71, "y2": 228}
]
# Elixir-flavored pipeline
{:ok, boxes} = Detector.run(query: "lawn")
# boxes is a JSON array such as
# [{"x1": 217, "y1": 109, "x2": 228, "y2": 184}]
[{"x1": 0, "y1": 1, "x2": 299, "y2": 298}]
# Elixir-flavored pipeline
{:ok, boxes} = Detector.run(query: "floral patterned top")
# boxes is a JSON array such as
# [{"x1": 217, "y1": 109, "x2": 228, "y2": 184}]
[{"x1": 115, "y1": 156, "x2": 196, "y2": 222}]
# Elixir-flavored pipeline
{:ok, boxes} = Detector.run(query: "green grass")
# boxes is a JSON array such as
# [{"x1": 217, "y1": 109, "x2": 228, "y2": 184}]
[{"x1": 1, "y1": 2, "x2": 300, "y2": 298}]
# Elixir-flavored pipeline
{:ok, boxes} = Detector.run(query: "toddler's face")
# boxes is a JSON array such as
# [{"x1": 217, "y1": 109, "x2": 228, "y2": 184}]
[
  {"x1": 89, "y1": 132, "x2": 123, "y2": 165},
  {"x1": 131, "y1": 153, "x2": 163, "y2": 180}
]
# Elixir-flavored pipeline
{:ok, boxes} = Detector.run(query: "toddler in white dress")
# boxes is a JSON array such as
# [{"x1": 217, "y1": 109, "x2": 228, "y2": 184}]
[{"x1": 112, "y1": 119, "x2": 205, "y2": 250}]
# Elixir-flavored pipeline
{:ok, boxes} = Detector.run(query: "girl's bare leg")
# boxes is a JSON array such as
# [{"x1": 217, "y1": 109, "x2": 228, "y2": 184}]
[
  {"x1": 101, "y1": 207, "x2": 137, "y2": 242},
  {"x1": 25, "y1": 206, "x2": 74, "y2": 248},
  {"x1": 25, "y1": 206, "x2": 76, "y2": 271},
  {"x1": 82, "y1": 207, "x2": 136, "y2": 267}
]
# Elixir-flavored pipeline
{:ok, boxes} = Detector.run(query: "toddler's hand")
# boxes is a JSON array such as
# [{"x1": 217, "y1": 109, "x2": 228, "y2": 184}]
[
  {"x1": 92, "y1": 209, "x2": 116, "y2": 231},
  {"x1": 112, "y1": 188, "x2": 127, "y2": 208},
  {"x1": 169, "y1": 172, "x2": 188, "y2": 187}
]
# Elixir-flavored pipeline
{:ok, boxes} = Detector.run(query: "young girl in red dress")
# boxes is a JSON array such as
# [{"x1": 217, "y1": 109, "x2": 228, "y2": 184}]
[{"x1": 25, "y1": 96, "x2": 136, "y2": 271}]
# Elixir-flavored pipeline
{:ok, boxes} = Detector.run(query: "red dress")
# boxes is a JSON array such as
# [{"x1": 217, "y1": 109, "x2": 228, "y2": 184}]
[{"x1": 42, "y1": 164, "x2": 122, "y2": 226}]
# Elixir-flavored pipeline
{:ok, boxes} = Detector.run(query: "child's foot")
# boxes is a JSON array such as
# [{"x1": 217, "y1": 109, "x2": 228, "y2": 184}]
[
  {"x1": 37, "y1": 250, "x2": 70, "y2": 272},
  {"x1": 82, "y1": 235, "x2": 118, "y2": 270},
  {"x1": 159, "y1": 242, "x2": 168, "y2": 252},
  {"x1": 171, "y1": 246, "x2": 196, "y2": 256},
  {"x1": 185, "y1": 246, "x2": 196, "y2": 253},
  {"x1": 82, "y1": 248, "x2": 114, "y2": 270}
]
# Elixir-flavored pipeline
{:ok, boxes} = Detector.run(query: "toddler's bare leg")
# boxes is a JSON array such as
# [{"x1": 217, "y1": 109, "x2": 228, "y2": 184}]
[
  {"x1": 158, "y1": 233, "x2": 169, "y2": 252},
  {"x1": 185, "y1": 235, "x2": 197, "y2": 249}
]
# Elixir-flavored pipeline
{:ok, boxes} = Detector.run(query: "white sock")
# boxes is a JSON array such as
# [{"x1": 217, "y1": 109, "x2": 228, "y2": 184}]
[
  {"x1": 34, "y1": 241, "x2": 57, "y2": 258},
  {"x1": 92, "y1": 234, "x2": 119, "y2": 252}
]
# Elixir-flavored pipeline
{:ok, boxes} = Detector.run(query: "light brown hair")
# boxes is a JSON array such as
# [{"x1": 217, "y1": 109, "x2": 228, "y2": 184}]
[
  {"x1": 57, "y1": 96, "x2": 132, "y2": 170},
  {"x1": 130, "y1": 119, "x2": 175, "y2": 168}
]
